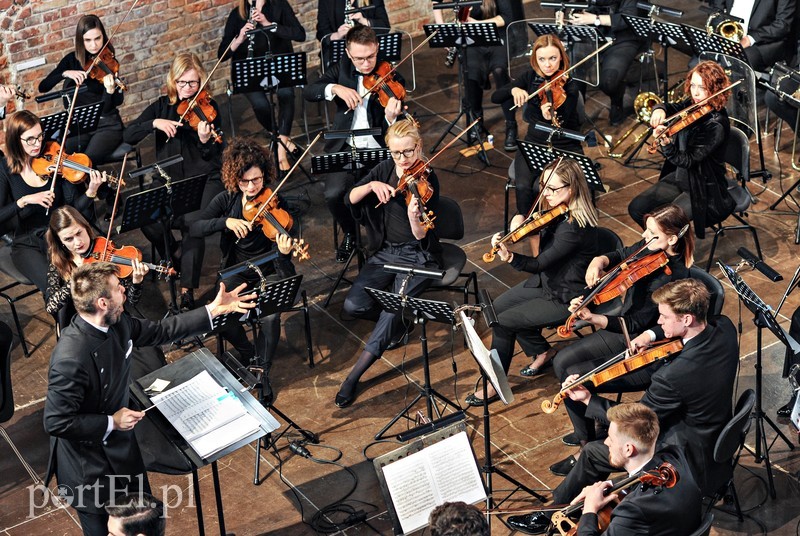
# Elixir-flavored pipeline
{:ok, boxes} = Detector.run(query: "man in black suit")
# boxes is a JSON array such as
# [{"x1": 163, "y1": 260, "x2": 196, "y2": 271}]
[
  {"x1": 712, "y1": 0, "x2": 796, "y2": 71},
  {"x1": 43, "y1": 262, "x2": 255, "y2": 536},
  {"x1": 303, "y1": 24, "x2": 403, "y2": 262},
  {"x1": 508, "y1": 278, "x2": 737, "y2": 534}
]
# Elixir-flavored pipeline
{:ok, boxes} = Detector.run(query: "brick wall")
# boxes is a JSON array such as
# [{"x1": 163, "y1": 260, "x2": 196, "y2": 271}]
[{"x1": 0, "y1": 0, "x2": 434, "y2": 148}]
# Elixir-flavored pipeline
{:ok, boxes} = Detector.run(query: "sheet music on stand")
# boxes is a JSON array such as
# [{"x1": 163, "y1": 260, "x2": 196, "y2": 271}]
[
  {"x1": 682, "y1": 24, "x2": 749, "y2": 64},
  {"x1": 423, "y1": 22, "x2": 502, "y2": 48},
  {"x1": 622, "y1": 15, "x2": 689, "y2": 49},
  {"x1": 40, "y1": 102, "x2": 103, "y2": 141},
  {"x1": 311, "y1": 148, "x2": 389, "y2": 174},
  {"x1": 458, "y1": 310, "x2": 513, "y2": 405},
  {"x1": 231, "y1": 52, "x2": 307, "y2": 94},
  {"x1": 517, "y1": 140, "x2": 605, "y2": 192},
  {"x1": 326, "y1": 32, "x2": 404, "y2": 67}
]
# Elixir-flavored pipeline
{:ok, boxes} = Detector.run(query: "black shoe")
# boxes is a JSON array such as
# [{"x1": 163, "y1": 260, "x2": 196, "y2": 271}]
[
  {"x1": 610, "y1": 104, "x2": 624, "y2": 126},
  {"x1": 335, "y1": 233, "x2": 356, "y2": 263},
  {"x1": 335, "y1": 386, "x2": 356, "y2": 408},
  {"x1": 504, "y1": 120, "x2": 518, "y2": 152},
  {"x1": 562, "y1": 432, "x2": 581, "y2": 446},
  {"x1": 506, "y1": 512, "x2": 552, "y2": 535},
  {"x1": 550, "y1": 455, "x2": 577, "y2": 476},
  {"x1": 386, "y1": 323, "x2": 416, "y2": 351},
  {"x1": 180, "y1": 289, "x2": 194, "y2": 312},
  {"x1": 777, "y1": 393, "x2": 797, "y2": 418},
  {"x1": 467, "y1": 126, "x2": 481, "y2": 147},
  {"x1": 520, "y1": 359, "x2": 553, "y2": 378},
  {"x1": 465, "y1": 392, "x2": 499, "y2": 407}
]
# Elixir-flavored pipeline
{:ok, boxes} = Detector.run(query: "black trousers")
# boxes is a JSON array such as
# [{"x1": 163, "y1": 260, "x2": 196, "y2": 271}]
[
  {"x1": 12, "y1": 237, "x2": 49, "y2": 296},
  {"x1": 244, "y1": 88, "x2": 296, "y2": 137},
  {"x1": 766, "y1": 88, "x2": 799, "y2": 129},
  {"x1": 552, "y1": 439, "x2": 619, "y2": 504},
  {"x1": 324, "y1": 169, "x2": 357, "y2": 237},
  {"x1": 599, "y1": 40, "x2": 644, "y2": 106},
  {"x1": 627, "y1": 172, "x2": 692, "y2": 229}
]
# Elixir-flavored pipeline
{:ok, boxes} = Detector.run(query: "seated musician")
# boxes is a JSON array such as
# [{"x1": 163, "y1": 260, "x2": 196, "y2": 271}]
[
  {"x1": 711, "y1": 0, "x2": 796, "y2": 72},
  {"x1": 627, "y1": 61, "x2": 734, "y2": 239},
  {"x1": 190, "y1": 137, "x2": 296, "y2": 403},
  {"x1": 509, "y1": 403, "x2": 702, "y2": 535},
  {"x1": 124, "y1": 52, "x2": 224, "y2": 311},
  {"x1": 466, "y1": 158, "x2": 599, "y2": 406},
  {"x1": 303, "y1": 24, "x2": 404, "y2": 263},
  {"x1": 0, "y1": 110, "x2": 103, "y2": 297},
  {"x1": 765, "y1": 57, "x2": 800, "y2": 137},
  {"x1": 334, "y1": 118, "x2": 441, "y2": 408},
  {"x1": 492, "y1": 34, "x2": 584, "y2": 216},
  {"x1": 549, "y1": 204, "x2": 692, "y2": 475},
  {"x1": 508, "y1": 279, "x2": 737, "y2": 534}
]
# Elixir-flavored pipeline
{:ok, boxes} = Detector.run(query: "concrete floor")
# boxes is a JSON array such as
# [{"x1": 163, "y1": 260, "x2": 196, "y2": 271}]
[{"x1": 2, "y1": 7, "x2": 800, "y2": 536}]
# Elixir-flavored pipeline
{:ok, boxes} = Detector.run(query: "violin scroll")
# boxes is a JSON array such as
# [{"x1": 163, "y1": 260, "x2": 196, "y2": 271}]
[{"x1": 541, "y1": 393, "x2": 566, "y2": 414}]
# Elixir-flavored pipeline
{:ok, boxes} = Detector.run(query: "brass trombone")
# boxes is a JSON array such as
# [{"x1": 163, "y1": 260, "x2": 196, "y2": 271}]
[{"x1": 608, "y1": 83, "x2": 685, "y2": 159}]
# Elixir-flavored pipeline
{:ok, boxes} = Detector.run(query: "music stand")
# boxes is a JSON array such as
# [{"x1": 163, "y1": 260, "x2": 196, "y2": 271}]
[
  {"x1": 324, "y1": 32, "x2": 404, "y2": 71},
  {"x1": 39, "y1": 101, "x2": 103, "y2": 141},
  {"x1": 682, "y1": 24, "x2": 749, "y2": 65},
  {"x1": 623, "y1": 16, "x2": 690, "y2": 103},
  {"x1": 718, "y1": 262, "x2": 799, "y2": 498},
  {"x1": 424, "y1": 20, "x2": 500, "y2": 164},
  {"x1": 365, "y1": 286, "x2": 459, "y2": 440},
  {"x1": 312, "y1": 146, "x2": 390, "y2": 307},
  {"x1": 119, "y1": 174, "x2": 207, "y2": 315}
]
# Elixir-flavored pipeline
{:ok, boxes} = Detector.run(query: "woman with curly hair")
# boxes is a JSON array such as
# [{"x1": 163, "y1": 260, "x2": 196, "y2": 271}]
[{"x1": 190, "y1": 137, "x2": 296, "y2": 402}]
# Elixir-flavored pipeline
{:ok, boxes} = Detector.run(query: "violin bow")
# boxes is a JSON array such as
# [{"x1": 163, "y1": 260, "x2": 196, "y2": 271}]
[
  {"x1": 102, "y1": 154, "x2": 128, "y2": 259},
  {"x1": 510, "y1": 40, "x2": 614, "y2": 110}
]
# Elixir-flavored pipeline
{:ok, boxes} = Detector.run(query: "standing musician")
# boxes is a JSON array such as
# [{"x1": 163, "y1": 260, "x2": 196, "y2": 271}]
[
  {"x1": 124, "y1": 52, "x2": 225, "y2": 311},
  {"x1": 492, "y1": 34, "x2": 583, "y2": 216},
  {"x1": 0, "y1": 110, "x2": 103, "y2": 296},
  {"x1": 38, "y1": 15, "x2": 124, "y2": 167},
  {"x1": 627, "y1": 60, "x2": 734, "y2": 239},
  {"x1": 316, "y1": 0, "x2": 390, "y2": 43},
  {"x1": 43, "y1": 261, "x2": 255, "y2": 536},
  {"x1": 568, "y1": 0, "x2": 647, "y2": 126},
  {"x1": 190, "y1": 137, "x2": 296, "y2": 403},
  {"x1": 507, "y1": 403, "x2": 702, "y2": 535},
  {"x1": 548, "y1": 280, "x2": 737, "y2": 507},
  {"x1": 549, "y1": 204, "x2": 693, "y2": 475},
  {"x1": 217, "y1": 0, "x2": 306, "y2": 171},
  {"x1": 434, "y1": 0, "x2": 524, "y2": 151},
  {"x1": 334, "y1": 118, "x2": 441, "y2": 408},
  {"x1": 303, "y1": 24, "x2": 404, "y2": 263},
  {"x1": 465, "y1": 158, "x2": 599, "y2": 406}
]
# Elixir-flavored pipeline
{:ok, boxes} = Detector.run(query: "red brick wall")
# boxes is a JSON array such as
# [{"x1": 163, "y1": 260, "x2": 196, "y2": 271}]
[{"x1": 0, "y1": 0, "x2": 434, "y2": 148}]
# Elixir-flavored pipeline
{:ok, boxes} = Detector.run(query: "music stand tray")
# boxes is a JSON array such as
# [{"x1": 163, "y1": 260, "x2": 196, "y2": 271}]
[
  {"x1": 232, "y1": 52, "x2": 307, "y2": 94},
  {"x1": 326, "y1": 32, "x2": 404, "y2": 67},
  {"x1": 311, "y1": 148, "x2": 390, "y2": 174},
  {"x1": 517, "y1": 140, "x2": 605, "y2": 192},
  {"x1": 211, "y1": 274, "x2": 303, "y2": 333},
  {"x1": 682, "y1": 24, "x2": 748, "y2": 64},
  {"x1": 423, "y1": 22, "x2": 501, "y2": 48},
  {"x1": 40, "y1": 101, "x2": 103, "y2": 141},
  {"x1": 623, "y1": 15, "x2": 690, "y2": 50},
  {"x1": 118, "y1": 174, "x2": 208, "y2": 234}
]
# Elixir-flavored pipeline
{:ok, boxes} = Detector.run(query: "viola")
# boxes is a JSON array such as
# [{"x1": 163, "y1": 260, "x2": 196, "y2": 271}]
[
  {"x1": 242, "y1": 187, "x2": 310, "y2": 261},
  {"x1": 84, "y1": 48, "x2": 127, "y2": 92},
  {"x1": 539, "y1": 71, "x2": 568, "y2": 127},
  {"x1": 483, "y1": 204, "x2": 568, "y2": 263},
  {"x1": 395, "y1": 159, "x2": 436, "y2": 231},
  {"x1": 177, "y1": 90, "x2": 223, "y2": 144},
  {"x1": 647, "y1": 103, "x2": 712, "y2": 154},
  {"x1": 83, "y1": 237, "x2": 177, "y2": 279},
  {"x1": 541, "y1": 339, "x2": 683, "y2": 414},
  {"x1": 364, "y1": 61, "x2": 406, "y2": 108},
  {"x1": 550, "y1": 462, "x2": 680, "y2": 535},
  {"x1": 557, "y1": 250, "x2": 671, "y2": 337},
  {"x1": 32, "y1": 141, "x2": 125, "y2": 187}
]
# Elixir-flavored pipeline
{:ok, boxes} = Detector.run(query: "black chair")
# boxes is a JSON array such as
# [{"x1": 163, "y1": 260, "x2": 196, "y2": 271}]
[
  {"x1": 687, "y1": 265, "x2": 725, "y2": 317},
  {"x1": 0, "y1": 243, "x2": 45, "y2": 357},
  {"x1": 422, "y1": 196, "x2": 479, "y2": 304},
  {"x1": 705, "y1": 125, "x2": 762, "y2": 271},
  {"x1": 703, "y1": 388, "x2": 756, "y2": 521},
  {"x1": 0, "y1": 320, "x2": 43, "y2": 485},
  {"x1": 688, "y1": 512, "x2": 715, "y2": 536}
]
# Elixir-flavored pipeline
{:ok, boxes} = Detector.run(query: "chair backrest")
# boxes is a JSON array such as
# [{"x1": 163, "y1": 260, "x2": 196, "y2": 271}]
[
  {"x1": 724, "y1": 125, "x2": 750, "y2": 184},
  {"x1": 433, "y1": 197, "x2": 464, "y2": 241},
  {"x1": 688, "y1": 266, "x2": 725, "y2": 317},
  {"x1": 596, "y1": 227, "x2": 623, "y2": 255},
  {"x1": 713, "y1": 388, "x2": 755, "y2": 464},
  {"x1": 0, "y1": 243, "x2": 34, "y2": 285},
  {"x1": 688, "y1": 512, "x2": 714, "y2": 536},
  {"x1": 0, "y1": 320, "x2": 14, "y2": 424}
]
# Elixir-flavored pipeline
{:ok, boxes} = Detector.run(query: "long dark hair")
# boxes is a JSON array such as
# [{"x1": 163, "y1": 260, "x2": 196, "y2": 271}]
[
  {"x1": 644, "y1": 204, "x2": 694, "y2": 267},
  {"x1": 4, "y1": 110, "x2": 41, "y2": 174},
  {"x1": 46, "y1": 206, "x2": 97, "y2": 281},
  {"x1": 75, "y1": 15, "x2": 113, "y2": 65}
]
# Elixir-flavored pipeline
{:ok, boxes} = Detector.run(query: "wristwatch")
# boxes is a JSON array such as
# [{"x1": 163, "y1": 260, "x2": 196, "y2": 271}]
[{"x1": 594, "y1": 15, "x2": 601, "y2": 26}]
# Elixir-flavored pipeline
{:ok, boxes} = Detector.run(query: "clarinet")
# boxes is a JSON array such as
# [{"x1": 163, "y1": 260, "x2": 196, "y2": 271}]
[{"x1": 246, "y1": 0, "x2": 256, "y2": 59}]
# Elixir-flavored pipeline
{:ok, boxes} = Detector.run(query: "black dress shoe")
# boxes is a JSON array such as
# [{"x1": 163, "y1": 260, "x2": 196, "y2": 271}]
[
  {"x1": 562, "y1": 432, "x2": 581, "y2": 446},
  {"x1": 777, "y1": 393, "x2": 797, "y2": 418},
  {"x1": 179, "y1": 289, "x2": 195, "y2": 312},
  {"x1": 609, "y1": 104, "x2": 624, "y2": 126},
  {"x1": 504, "y1": 120, "x2": 518, "y2": 152},
  {"x1": 520, "y1": 359, "x2": 553, "y2": 377},
  {"x1": 465, "y1": 392, "x2": 499, "y2": 407},
  {"x1": 506, "y1": 511, "x2": 552, "y2": 534},
  {"x1": 550, "y1": 455, "x2": 577, "y2": 476},
  {"x1": 467, "y1": 126, "x2": 481, "y2": 147},
  {"x1": 335, "y1": 388, "x2": 355, "y2": 408},
  {"x1": 335, "y1": 233, "x2": 356, "y2": 263}
]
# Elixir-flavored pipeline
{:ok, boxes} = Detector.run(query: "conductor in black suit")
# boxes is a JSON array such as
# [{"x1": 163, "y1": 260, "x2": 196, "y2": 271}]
[
  {"x1": 712, "y1": 0, "x2": 796, "y2": 71},
  {"x1": 303, "y1": 24, "x2": 404, "y2": 263},
  {"x1": 43, "y1": 262, "x2": 256, "y2": 536}
]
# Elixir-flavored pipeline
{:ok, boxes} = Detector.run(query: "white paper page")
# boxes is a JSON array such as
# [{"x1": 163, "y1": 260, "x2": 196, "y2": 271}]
[{"x1": 460, "y1": 311, "x2": 514, "y2": 404}]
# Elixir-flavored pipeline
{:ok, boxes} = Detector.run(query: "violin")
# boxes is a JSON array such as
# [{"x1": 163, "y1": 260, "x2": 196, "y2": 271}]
[
  {"x1": 176, "y1": 90, "x2": 223, "y2": 144},
  {"x1": 647, "y1": 103, "x2": 712, "y2": 154},
  {"x1": 483, "y1": 204, "x2": 568, "y2": 262},
  {"x1": 550, "y1": 462, "x2": 680, "y2": 535},
  {"x1": 4, "y1": 85, "x2": 31, "y2": 100},
  {"x1": 363, "y1": 61, "x2": 406, "y2": 108},
  {"x1": 83, "y1": 237, "x2": 177, "y2": 279},
  {"x1": 541, "y1": 339, "x2": 683, "y2": 414},
  {"x1": 395, "y1": 159, "x2": 436, "y2": 231},
  {"x1": 84, "y1": 48, "x2": 127, "y2": 92},
  {"x1": 539, "y1": 72, "x2": 568, "y2": 127},
  {"x1": 557, "y1": 250, "x2": 671, "y2": 337},
  {"x1": 32, "y1": 141, "x2": 124, "y2": 187},
  {"x1": 242, "y1": 187, "x2": 311, "y2": 261}
]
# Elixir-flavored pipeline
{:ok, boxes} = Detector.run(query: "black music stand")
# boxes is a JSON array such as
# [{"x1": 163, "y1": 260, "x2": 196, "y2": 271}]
[
  {"x1": 324, "y1": 32, "x2": 404, "y2": 71},
  {"x1": 119, "y1": 173, "x2": 206, "y2": 316},
  {"x1": 424, "y1": 19, "x2": 500, "y2": 164},
  {"x1": 312, "y1": 145, "x2": 390, "y2": 307},
  {"x1": 682, "y1": 24, "x2": 748, "y2": 65},
  {"x1": 130, "y1": 348, "x2": 280, "y2": 536},
  {"x1": 623, "y1": 16, "x2": 690, "y2": 103},
  {"x1": 365, "y1": 286, "x2": 459, "y2": 440},
  {"x1": 39, "y1": 101, "x2": 103, "y2": 141},
  {"x1": 718, "y1": 262, "x2": 798, "y2": 498}
]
